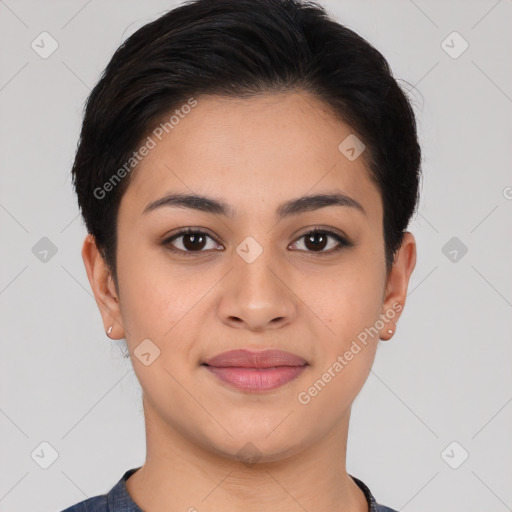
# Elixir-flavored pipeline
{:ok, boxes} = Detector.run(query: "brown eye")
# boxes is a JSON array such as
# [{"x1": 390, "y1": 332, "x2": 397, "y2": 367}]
[
  {"x1": 181, "y1": 232, "x2": 207, "y2": 251},
  {"x1": 163, "y1": 229, "x2": 222, "y2": 255},
  {"x1": 304, "y1": 231, "x2": 329, "y2": 251},
  {"x1": 290, "y1": 229, "x2": 352, "y2": 254}
]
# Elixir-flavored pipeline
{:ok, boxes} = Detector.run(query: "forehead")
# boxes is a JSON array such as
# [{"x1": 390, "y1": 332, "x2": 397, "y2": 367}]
[{"x1": 119, "y1": 91, "x2": 382, "y2": 222}]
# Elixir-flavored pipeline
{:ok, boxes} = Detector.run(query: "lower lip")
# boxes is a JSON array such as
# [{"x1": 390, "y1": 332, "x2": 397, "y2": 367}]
[{"x1": 204, "y1": 365, "x2": 307, "y2": 392}]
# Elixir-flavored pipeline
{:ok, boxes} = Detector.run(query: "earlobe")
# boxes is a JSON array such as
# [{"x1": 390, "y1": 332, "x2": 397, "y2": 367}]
[
  {"x1": 81, "y1": 234, "x2": 125, "y2": 339},
  {"x1": 379, "y1": 231, "x2": 417, "y2": 340}
]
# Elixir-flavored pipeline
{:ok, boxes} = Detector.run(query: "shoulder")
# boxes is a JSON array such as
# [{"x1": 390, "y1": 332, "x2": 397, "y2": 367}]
[{"x1": 59, "y1": 494, "x2": 108, "y2": 512}]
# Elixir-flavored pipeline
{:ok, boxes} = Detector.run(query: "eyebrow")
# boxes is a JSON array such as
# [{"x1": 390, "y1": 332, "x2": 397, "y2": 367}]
[{"x1": 142, "y1": 191, "x2": 366, "y2": 218}]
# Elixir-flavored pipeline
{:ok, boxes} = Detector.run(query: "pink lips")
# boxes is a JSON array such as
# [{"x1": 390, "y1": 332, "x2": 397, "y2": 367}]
[{"x1": 203, "y1": 349, "x2": 308, "y2": 392}]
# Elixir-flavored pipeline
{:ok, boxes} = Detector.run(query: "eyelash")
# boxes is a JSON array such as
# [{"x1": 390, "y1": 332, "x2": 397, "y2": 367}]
[{"x1": 162, "y1": 227, "x2": 353, "y2": 257}]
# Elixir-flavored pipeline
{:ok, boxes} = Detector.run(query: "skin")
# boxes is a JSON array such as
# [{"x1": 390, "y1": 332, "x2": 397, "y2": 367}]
[{"x1": 82, "y1": 91, "x2": 416, "y2": 512}]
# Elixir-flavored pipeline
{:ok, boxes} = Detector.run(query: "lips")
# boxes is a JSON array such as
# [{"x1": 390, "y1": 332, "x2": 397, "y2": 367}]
[
  {"x1": 202, "y1": 349, "x2": 308, "y2": 392},
  {"x1": 203, "y1": 349, "x2": 307, "y2": 368}
]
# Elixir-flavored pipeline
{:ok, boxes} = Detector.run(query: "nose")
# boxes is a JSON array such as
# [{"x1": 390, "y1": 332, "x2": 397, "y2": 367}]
[{"x1": 217, "y1": 247, "x2": 297, "y2": 332}]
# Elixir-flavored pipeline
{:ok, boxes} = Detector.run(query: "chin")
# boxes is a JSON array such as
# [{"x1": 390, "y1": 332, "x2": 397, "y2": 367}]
[
  {"x1": 208, "y1": 436, "x2": 306, "y2": 466},
  {"x1": 198, "y1": 422, "x2": 309, "y2": 463}
]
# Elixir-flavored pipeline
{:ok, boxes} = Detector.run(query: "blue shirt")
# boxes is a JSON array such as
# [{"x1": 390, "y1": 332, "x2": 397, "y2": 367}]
[{"x1": 60, "y1": 467, "x2": 398, "y2": 512}]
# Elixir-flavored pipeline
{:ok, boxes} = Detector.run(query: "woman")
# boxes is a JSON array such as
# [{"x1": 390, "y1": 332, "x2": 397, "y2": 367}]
[{"x1": 62, "y1": 0, "x2": 419, "y2": 510}]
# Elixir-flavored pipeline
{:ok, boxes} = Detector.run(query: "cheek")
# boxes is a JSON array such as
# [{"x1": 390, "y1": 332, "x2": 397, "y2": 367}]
[
  {"x1": 297, "y1": 348, "x2": 375, "y2": 421},
  {"x1": 299, "y1": 260, "x2": 384, "y2": 401},
  {"x1": 301, "y1": 260, "x2": 384, "y2": 337},
  {"x1": 296, "y1": 279, "x2": 381, "y2": 413},
  {"x1": 116, "y1": 243, "x2": 202, "y2": 338}
]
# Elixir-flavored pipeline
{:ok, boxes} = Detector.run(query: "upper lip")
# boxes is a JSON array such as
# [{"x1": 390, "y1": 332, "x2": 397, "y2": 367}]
[{"x1": 203, "y1": 349, "x2": 308, "y2": 368}]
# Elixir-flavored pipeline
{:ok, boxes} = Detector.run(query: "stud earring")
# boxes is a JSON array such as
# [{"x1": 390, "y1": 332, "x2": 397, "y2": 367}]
[
  {"x1": 387, "y1": 322, "x2": 397, "y2": 336},
  {"x1": 107, "y1": 325, "x2": 113, "y2": 336}
]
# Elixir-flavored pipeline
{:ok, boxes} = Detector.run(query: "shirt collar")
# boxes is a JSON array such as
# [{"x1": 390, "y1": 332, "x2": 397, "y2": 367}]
[
  {"x1": 350, "y1": 474, "x2": 381, "y2": 512},
  {"x1": 107, "y1": 467, "x2": 144, "y2": 512}
]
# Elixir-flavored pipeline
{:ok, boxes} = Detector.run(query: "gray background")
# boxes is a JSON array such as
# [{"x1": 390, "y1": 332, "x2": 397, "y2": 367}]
[{"x1": 1, "y1": 0, "x2": 511, "y2": 510}]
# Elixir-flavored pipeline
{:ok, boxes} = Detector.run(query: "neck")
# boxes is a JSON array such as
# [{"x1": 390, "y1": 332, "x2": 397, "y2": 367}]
[{"x1": 126, "y1": 396, "x2": 368, "y2": 512}]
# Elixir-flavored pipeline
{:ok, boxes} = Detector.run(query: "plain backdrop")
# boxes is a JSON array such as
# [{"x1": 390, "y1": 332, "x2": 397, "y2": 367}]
[{"x1": 0, "y1": 1, "x2": 511, "y2": 511}]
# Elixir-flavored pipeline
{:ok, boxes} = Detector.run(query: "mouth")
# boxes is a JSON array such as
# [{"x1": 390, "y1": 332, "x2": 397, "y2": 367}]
[{"x1": 202, "y1": 349, "x2": 308, "y2": 392}]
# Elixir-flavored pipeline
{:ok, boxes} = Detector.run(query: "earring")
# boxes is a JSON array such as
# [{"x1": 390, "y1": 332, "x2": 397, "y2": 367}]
[
  {"x1": 107, "y1": 325, "x2": 113, "y2": 337},
  {"x1": 387, "y1": 322, "x2": 397, "y2": 336}
]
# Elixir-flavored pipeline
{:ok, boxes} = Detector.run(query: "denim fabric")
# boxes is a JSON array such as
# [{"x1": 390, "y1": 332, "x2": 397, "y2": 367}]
[{"x1": 60, "y1": 467, "x2": 398, "y2": 512}]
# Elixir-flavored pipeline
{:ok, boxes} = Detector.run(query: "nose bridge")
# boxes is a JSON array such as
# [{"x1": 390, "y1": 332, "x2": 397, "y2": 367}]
[
  {"x1": 218, "y1": 235, "x2": 295, "y2": 330},
  {"x1": 234, "y1": 236, "x2": 284, "y2": 302}
]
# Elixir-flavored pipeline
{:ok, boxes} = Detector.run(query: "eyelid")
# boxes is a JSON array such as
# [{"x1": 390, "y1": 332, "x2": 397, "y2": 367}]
[{"x1": 291, "y1": 225, "x2": 351, "y2": 243}]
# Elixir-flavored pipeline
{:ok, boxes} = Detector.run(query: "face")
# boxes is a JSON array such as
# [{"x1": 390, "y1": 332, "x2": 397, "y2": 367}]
[{"x1": 83, "y1": 91, "x2": 416, "y2": 463}]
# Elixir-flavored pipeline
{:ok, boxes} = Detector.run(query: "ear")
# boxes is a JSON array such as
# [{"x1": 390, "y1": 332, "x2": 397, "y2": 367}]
[
  {"x1": 380, "y1": 231, "x2": 417, "y2": 340},
  {"x1": 81, "y1": 234, "x2": 125, "y2": 339}
]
